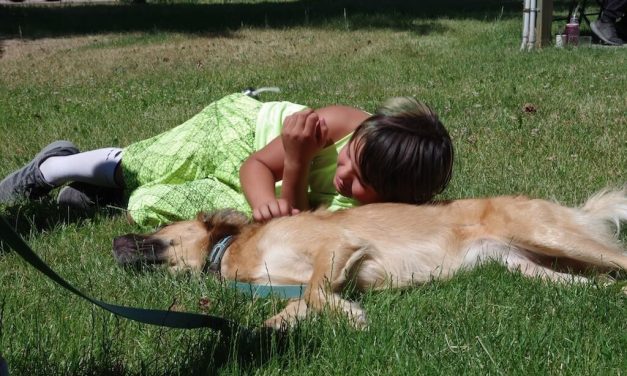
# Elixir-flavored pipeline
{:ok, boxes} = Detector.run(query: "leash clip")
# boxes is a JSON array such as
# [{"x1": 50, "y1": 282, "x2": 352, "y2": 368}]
[{"x1": 242, "y1": 87, "x2": 281, "y2": 98}]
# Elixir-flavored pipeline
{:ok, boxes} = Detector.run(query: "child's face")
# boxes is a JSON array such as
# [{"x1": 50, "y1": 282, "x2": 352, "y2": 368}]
[{"x1": 334, "y1": 140, "x2": 381, "y2": 204}]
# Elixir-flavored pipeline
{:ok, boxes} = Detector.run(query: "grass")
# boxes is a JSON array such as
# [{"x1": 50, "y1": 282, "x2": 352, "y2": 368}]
[{"x1": 1, "y1": 0, "x2": 626, "y2": 374}]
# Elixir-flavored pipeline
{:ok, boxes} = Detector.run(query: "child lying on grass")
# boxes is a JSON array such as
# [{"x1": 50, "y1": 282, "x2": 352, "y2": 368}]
[{"x1": 0, "y1": 91, "x2": 454, "y2": 227}]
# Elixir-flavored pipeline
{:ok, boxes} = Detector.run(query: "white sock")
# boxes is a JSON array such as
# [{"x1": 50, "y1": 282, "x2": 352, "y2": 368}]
[{"x1": 39, "y1": 148, "x2": 123, "y2": 188}]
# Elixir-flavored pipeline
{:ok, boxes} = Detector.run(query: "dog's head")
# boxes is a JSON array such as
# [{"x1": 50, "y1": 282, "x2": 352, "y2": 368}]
[{"x1": 112, "y1": 209, "x2": 250, "y2": 272}]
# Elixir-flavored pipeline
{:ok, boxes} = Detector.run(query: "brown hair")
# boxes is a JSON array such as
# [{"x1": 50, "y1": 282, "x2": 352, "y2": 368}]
[{"x1": 352, "y1": 97, "x2": 454, "y2": 204}]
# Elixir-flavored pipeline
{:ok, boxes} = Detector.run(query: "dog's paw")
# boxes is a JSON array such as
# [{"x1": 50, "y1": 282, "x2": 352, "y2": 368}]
[
  {"x1": 264, "y1": 310, "x2": 305, "y2": 330},
  {"x1": 349, "y1": 310, "x2": 368, "y2": 330},
  {"x1": 264, "y1": 314, "x2": 291, "y2": 331},
  {"x1": 264, "y1": 299, "x2": 308, "y2": 330},
  {"x1": 339, "y1": 300, "x2": 368, "y2": 330}
]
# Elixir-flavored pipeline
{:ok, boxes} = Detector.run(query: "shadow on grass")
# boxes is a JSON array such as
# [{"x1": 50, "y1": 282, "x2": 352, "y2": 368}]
[
  {"x1": 0, "y1": 199, "x2": 123, "y2": 247},
  {"x1": 128, "y1": 326, "x2": 295, "y2": 375},
  {"x1": 176, "y1": 324, "x2": 318, "y2": 375},
  {"x1": 8, "y1": 324, "x2": 313, "y2": 375},
  {"x1": 0, "y1": 0, "x2": 532, "y2": 40}
]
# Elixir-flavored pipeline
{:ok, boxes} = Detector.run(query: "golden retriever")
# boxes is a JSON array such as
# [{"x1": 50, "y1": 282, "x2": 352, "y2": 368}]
[{"x1": 113, "y1": 188, "x2": 627, "y2": 329}]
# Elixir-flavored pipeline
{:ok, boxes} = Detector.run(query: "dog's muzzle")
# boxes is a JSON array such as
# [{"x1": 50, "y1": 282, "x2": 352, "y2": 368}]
[{"x1": 112, "y1": 234, "x2": 168, "y2": 265}]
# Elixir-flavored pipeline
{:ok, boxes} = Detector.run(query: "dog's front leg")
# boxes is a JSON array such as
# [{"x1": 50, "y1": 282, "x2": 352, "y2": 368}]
[
  {"x1": 263, "y1": 239, "x2": 372, "y2": 330},
  {"x1": 302, "y1": 243, "x2": 369, "y2": 329},
  {"x1": 264, "y1": 299, "x2": 309, "y2": 330},
  {"x1": 305, "y1": 281, "x2": 367, "y2": 329},
  {"x1": 264, "y1": 294, "x2": 366, "y2": 330}
]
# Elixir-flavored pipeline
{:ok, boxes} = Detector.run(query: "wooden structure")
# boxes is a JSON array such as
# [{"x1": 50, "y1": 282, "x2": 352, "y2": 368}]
[
  {"x1": 522, "y1": 0, "x2": 554, "y2": 49},
  {"x1": 536, "y1": 0, "x2": 554, "y2": 47}
]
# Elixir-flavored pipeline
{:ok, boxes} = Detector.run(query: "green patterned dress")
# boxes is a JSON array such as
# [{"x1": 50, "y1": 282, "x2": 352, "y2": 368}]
[{"x1": 121, "y1": 93, "x2": 357, "y2": 227}]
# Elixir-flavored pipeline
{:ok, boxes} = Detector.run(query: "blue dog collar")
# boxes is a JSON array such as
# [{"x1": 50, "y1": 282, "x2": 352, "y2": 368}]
[
  {"x1": 207, "y1": 235, "x2": 234, "y2": 274},
  {"x1": 207, "y1": 235, "x2": 307, "y2": 299}
]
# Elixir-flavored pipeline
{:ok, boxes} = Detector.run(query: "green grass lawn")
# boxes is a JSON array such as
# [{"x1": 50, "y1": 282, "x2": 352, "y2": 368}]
[{"x1": 1, "y1": 0, "x2": 626, "y2": 374}]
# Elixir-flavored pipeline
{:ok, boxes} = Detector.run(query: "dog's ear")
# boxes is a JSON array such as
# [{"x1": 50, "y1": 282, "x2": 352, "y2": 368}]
[{"x1": 197, "y1": 209, "x2": 249, "y2": 237}]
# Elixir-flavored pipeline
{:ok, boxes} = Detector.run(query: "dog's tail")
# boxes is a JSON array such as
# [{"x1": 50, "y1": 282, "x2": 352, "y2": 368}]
[{"x1": 580, "y1": 186, "x2": 627, "y2": 236}]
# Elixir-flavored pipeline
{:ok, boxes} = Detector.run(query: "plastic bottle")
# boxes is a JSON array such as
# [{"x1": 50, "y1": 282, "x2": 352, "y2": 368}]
[{"x1": 565, "y1": 14, "x2": 580, "y2": 46}]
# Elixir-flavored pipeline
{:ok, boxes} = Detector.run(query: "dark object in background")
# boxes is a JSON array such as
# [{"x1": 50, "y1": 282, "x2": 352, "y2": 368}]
[{"x1": 0, "y1": 355, "x2": 9, "y2": 376}]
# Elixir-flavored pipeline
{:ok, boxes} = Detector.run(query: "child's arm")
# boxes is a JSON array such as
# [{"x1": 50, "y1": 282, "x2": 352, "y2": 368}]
[
  {"x1": 280, "y1": 109, "x2": 328, "y2": 212},
  {"x1": 240, "y1": 106, "x2": 368, "y2": 222},
  {"x1": 240, "y1": 109, "x2": 327, "y2": 222},
  {"x1": 239, "y1": 138, "x2": 292, "y2": 222}
]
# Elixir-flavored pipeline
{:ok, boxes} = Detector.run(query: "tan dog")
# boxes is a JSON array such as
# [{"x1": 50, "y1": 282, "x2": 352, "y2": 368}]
[{"x1": 113, "y1": 188, "x2": 627, "y2": 329}]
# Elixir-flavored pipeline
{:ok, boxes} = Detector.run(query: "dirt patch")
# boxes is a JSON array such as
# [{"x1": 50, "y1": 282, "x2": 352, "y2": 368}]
[
  {"x1": 0, "y1": 35, "x2": 99, "y2": 60},
  {"x1": 0, "y1": 28, "x2": 391, "y2": 90}
]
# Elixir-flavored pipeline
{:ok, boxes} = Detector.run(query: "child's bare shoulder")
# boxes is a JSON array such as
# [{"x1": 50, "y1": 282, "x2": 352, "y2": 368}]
[{"x1": 315, "y1": 105, "x2": 370, "y2": 140}]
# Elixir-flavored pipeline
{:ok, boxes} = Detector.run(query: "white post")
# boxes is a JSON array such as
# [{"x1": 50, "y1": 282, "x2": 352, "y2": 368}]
[{"x1": 521, "y1": 0, "x2": 531, "y2": 50}]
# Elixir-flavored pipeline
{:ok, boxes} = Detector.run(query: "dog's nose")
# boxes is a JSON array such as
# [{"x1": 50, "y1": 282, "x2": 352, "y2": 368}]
[
  {"x1": 113, "y1": 234, "x2": 142, "y2": 251},
  {"x1": 112, "y1": 234, "x2": 169, "y2": 265},
  {"x1": 112, "y1": 234, "x2": 146, "y2": 264}
]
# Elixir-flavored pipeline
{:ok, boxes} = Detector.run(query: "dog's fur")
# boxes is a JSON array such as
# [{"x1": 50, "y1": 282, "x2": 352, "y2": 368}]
[{"x1": 113, "y1": 188, "x2": 627, "y2": 329}]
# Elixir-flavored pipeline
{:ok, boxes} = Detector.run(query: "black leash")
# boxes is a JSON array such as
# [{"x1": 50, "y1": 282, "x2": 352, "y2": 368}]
[{"x1": 0, "y1": 216, "x2": 244, "y2": 334}]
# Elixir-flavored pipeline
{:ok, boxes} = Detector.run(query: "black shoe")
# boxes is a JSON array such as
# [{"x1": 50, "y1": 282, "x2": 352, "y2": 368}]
[
  {"x1": 616, "y1": 17, "x2": 627, "y2": 40},
  {"x1": 591, "y1": 20, "x2": 624, "y2": 46},
  {"x1": 57, "y1": 182, "x2": 124, "y2": 211}
]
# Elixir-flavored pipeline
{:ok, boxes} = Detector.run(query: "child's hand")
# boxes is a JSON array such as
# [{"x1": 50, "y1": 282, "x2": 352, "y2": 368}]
[
  {"x1": 253, "y1": 198, "x2": 301, "y2": 222},
  {"x1": 281, "y1": 109, "x2": 329, "y2": 165}
]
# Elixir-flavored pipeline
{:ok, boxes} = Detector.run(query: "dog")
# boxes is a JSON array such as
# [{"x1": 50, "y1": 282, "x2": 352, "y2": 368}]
[{"x1": 113, "y1": 188, "x2": 627, "y2": 329}]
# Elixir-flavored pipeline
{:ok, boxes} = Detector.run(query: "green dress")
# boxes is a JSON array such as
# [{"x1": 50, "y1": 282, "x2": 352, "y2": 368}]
[{"x1": 121, "y1": 93, "x2": 357, "y2": 227}]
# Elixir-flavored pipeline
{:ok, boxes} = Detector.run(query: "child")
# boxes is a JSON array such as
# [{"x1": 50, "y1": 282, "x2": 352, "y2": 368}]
[{"x1": 0, "y1": 92, "x2": 454, "y2": 227}]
